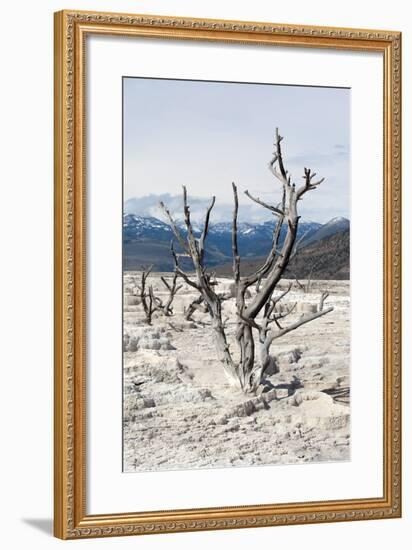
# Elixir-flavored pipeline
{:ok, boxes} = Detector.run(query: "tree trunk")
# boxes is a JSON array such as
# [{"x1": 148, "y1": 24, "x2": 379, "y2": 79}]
[
  {"x1": 258, "y1": 333, "x2": 278, "y2": 378},
  {"x1": 211, "y1": 318, "x2": 241, "y2": 388},
  {"x1": 235, "y1": 323, "x2": 258, "y2": 392}
]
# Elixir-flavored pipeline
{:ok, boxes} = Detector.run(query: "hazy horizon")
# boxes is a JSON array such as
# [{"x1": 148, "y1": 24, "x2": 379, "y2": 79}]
[{"x1": 124, "y1": 192, "x2": 350, "y2": 225}]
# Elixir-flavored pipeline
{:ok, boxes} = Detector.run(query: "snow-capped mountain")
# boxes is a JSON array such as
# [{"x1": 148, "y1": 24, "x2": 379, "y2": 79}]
[
  {"x1": 303, "y1": 216, "x2": 350, "y2": 245},
  {"x1": 123, "y1": 214, "x2": 351, "y2": 267},
  {"x1": 123, "y1": 214, "x2": 323, "y2": 253},
  {"x1": 123, "y1": 214, "x2": 172, "y2": 242}
]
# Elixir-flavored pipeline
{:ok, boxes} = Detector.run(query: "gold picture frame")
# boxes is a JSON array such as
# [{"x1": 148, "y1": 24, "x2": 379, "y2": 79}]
[{"x1": 54, "y1": 9, "x2": 402, "y2": 540}]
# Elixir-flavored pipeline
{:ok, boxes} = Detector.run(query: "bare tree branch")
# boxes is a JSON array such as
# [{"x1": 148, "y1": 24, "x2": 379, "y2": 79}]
[
  {"x1": 291, "y1": 272, "x2": 305, "y2": 291},
  {"x1": 184, "y1": 295, "x2": 207, "y2": 321},
  {"x1": 268, "y1": 306, "x2": 333, "y2": 346},
  {"x1": 272, "y1": 301, "x2": 297, "y2": 325},
  {"x1": 182, "y1": 186, "x2": 200, "y2": 259},
  {"x1": 296, "y1": 167, "x2": 325, "y2": 199},
  {"x1": 159, "y1": 201, "x2": 189, "y2": 253},
  {"x1": 170, "y1": 241, "x2": 200, "y2": 291},
  {"x1": 268, "y1": 128, "x2": 289, "y2": 185},
  {"x1": 244, "y1": 190, "x2": 284, "y2": 216},
  {"x1": 140, "y1": 281, "x2": 156, "y2": 325},
  {"x1": 289, "y1": 228, "x2": 310, "y2": 261},
  {"x1": 319, "y1": 291, "x2": 329, "y2": 312},
  {"x1": 135, "y1": 266, "x2": 156, "y2": 324},
  {"x1": 237, "y1": 311, "x2": 261, "y2": 331},
  {"x1": 232, "y1": 182, "x2": 241, "y2": 283},
  {"x1": 272, "y1": 282, "x2": 293, "y2": 307},
  {"x1": 154, "y1": 272, "x2": 183, "y2": 316},
  {"x1": 198, "y1": 196, "x2": 216, "y2": 263},
  {"x1": 243, "y1": 208, "x2": 285, "y2": 289}
]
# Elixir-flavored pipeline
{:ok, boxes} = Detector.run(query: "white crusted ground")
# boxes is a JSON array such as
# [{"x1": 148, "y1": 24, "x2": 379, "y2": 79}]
[{"x1": 123, "y1": 275, "x2": 350, "y2": 472}]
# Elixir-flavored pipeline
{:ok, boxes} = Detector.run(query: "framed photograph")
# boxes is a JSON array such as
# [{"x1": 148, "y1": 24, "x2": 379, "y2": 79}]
[{"x1": 54, "y1": 9, "x2": 402, "y2": 539}]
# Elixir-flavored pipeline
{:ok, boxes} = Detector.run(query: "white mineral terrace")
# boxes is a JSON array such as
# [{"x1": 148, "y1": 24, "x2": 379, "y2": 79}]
[{"x1": 123, "y1": 274, "x2": 350, "y2": 472}]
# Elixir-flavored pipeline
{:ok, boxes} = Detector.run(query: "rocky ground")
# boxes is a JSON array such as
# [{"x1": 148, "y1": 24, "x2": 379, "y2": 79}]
[{"x1": 123, "y1": 274, "x2": 350, "y2": 472}]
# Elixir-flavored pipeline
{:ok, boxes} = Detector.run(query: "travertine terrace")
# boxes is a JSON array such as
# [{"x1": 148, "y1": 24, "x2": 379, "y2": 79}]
[{"x1": 123, "y1": 274, "x2": 350, "y2": 472}]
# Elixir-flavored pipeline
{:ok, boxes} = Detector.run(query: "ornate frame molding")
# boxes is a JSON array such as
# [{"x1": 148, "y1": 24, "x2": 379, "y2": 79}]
[{"x1": 54, "y1": 9, "x2": 401, "y2": 540}]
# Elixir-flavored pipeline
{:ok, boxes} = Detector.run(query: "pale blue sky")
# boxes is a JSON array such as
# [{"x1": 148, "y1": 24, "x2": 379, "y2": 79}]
[{"x1": 123, "y1": 77, "x2": 350, "y2": 223}]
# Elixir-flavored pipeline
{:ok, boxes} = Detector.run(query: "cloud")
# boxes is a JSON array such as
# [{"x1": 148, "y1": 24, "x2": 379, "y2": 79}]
[
  {"x1": 124, "y1": 193, "x2": 280, "y2": 223},
  {"x1": 124, "y1": 192, "x2": 348, "y2": 224}
]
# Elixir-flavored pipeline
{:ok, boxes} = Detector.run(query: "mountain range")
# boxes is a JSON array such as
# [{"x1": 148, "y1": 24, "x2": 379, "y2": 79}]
[{"x1": 123, "y1": 214, "x2": 350, "y2": 278}]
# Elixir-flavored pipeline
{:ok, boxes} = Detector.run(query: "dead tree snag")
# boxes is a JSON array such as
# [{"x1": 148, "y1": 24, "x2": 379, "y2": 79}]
[{"x1": 160, "y1": 128, "x2": 333, "y2": 393}]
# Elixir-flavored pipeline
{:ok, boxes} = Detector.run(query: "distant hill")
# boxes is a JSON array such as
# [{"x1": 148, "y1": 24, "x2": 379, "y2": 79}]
[
  {"x1": 286, "y1": 229, "x2": 349, "y2": 280},
  {"x1": 123, "y1": 214, "x2": 350, "y2": 277},
  {"x1": 213, "y1": 230, "x2": 350, "y2": 280},
  {"x1": 303, "y1": 216, "x2": 350, "y2": 245}
]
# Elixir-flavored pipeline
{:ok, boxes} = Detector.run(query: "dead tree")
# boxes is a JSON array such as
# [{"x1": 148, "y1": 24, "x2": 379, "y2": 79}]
[
  {"x1": 136, "y1": 267, "x2": 157, "y2": 325},
  {"x1": 160, "y1": 128, "x2": 333, "y2": 394},
  {"x1": 184, "y1": 295, "x2": 207, "y2": 321},
  {"x1": 136, "y1": 268, "x2": 182, "y2": 322},
  {"x1": 152, "y1": 273, "x2": 183, "y2": 316},
  {"x1": 290, "y1": 258, "x2": 320, "y2": 293},
  {"x1": 184, "y1": 275, "x2": 230, "y2": 322}
]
